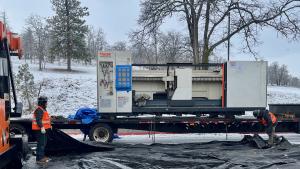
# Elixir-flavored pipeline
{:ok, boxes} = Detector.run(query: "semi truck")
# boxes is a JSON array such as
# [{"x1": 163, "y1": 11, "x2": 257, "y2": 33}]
[{"x1": 10, "y1": 51, "x2": 300, "y2": 144}]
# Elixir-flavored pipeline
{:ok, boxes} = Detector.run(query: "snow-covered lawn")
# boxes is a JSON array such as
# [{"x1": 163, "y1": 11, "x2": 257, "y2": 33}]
[
  {"x1": 268, "y1": 85, "x2": 300, "y2": 104},
  {"x1": 12, "y1": 58, "x2": 97, "y2": 117},
  {"x1": 12, "y1": 58, "x2": 300, "y2": 117}
]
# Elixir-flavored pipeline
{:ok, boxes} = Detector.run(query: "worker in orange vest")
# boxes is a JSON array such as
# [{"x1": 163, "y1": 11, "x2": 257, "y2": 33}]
[
  {"x1": 253, "y1": 109, "x2": 278, "y2": 146},
  {"x1": 32, "y1": 96, "x2": 52, "y2": 164}
]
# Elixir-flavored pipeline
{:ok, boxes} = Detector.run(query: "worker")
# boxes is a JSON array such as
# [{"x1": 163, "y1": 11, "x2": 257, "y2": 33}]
[
  {"x1": 253, "y1": 109, "x2": 278, "y2": 146},
  {"x1": 32, "y1": 96, "x2": 52, "y2": 164}
]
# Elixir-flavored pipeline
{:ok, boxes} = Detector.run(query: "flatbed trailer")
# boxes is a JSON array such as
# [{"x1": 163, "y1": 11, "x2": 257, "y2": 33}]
[
  {"x1": 10, "y1": 114, "x2": 300, "y2": 143},
  {"x1": 8, "y1": 51, "x2": 300, "y2": 144}
]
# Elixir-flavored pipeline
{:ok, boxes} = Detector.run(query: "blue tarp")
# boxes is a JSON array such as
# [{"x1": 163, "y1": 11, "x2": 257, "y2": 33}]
[
  {"x1": 68, "y1": 108, "x2": 100, "y2": 135},
  {"x1": 68, "y1": 107, "x2": 100, "y2": 124},
  {"x1": 68, "y1": 108, "x2": 119, "y2": 139}
]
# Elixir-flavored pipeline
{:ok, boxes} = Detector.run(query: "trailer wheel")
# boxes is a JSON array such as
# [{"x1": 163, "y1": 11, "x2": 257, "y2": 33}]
[{"x1": 88, "y1": 123, "x2": 113, "y2": 143}]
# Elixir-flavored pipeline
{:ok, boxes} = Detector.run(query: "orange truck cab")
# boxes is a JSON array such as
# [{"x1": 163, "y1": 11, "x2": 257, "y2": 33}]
[{"x1": 0, "y1": 21, "x2": 24, "y2": 169}]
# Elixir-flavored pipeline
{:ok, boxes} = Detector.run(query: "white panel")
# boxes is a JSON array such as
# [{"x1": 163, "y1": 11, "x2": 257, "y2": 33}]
[
  {"x1": 97, "y1": 51, "x2": 133, "y2": 113},
  {"x1": 115, "y1": 51, "x2": 132, "y2": 113},
  {"x1": 116, "y1": 91, "x2": 132, "y2": 112},
  {"x1": 97, "y1": 51, "x2": 116, "y2": 113},
  {"x1": 172, "y1": 68, "x2": 192, "y2": 100},
  {"x1": 226, "y1": 61, "x2": 267, "y2": 108}
]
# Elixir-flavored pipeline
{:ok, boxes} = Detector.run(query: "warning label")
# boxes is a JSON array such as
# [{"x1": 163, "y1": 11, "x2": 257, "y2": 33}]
[
  {"x1": 117, "y1": 96, "x2": 129, "y2": 108},
  {"x1": 100, "y1": 99, "x2": 111, "y2": 108}
]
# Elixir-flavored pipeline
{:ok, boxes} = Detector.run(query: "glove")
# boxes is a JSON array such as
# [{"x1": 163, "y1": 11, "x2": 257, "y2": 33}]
[{"x1": 41, "y1": 127, "x2": 46, "y2": 134}]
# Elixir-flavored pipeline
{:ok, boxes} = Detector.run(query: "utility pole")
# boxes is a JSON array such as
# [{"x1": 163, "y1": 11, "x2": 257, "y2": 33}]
[
  {"x1": 227, "y1": 11, "x2": 230, "y2": 61},
  {"x1": 3, "y1": 12, "x2": 6, "y2": 24}
]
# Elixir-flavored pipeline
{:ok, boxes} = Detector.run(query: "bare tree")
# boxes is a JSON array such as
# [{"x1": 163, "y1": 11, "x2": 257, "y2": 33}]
[
  {"x1": 26, "y1": 15, "x2": 49, "y2": 71},
  {"x1": 129, "y1": 31, "x2": 158, "y2": 64},
  {"x1": 138, "y1": 0, "x2": 300, "y2": 64},
  {"x1": 21, "y1": 28, "x2": 35, "y2": 63},
  {"x1": 268, "y1": 62, "x2": 297, "y2": 87},
  {"x1": 86, "y1": 26, "x2": 107, "y2": 64},
  {"x1": 159, "y1": 31, "x2": 186, "y2": 63},
  {"x1": 289, "y1": 77, "x2": 300, "y2": 87},
  {"x1": 110, "y1": 41, "x2": 127, "y2": 51},
  {"x1": 268, "y1": 62, "x2": 279, "y2": 85},
  {"x1": 278, "y1": 64, "x2": 289, "y2": 86}
]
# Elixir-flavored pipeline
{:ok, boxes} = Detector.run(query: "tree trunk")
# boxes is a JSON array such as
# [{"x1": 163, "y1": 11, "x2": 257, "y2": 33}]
[
  {"x1": 192, "y1": 41, "x2": 200, "y2": 64},
  {"x1": 202, "y1": 46, "x2": 210, "y2": 64},
  {"x1": 153, "y1": 31, "x2": 158, "y2": 64},
  {"x1": 184, "y1": 0, "x2": 200, "y2": 64},
  {"x1": 202, "y1": 1, "x2": 211, "y2": 64},
  {"x1": 66, "y1": 0, "x2": 72, "y2": 71},
  {"x1": 27, "y1": 96, "x2": 32, "y2": 111},
  {"x1": 67, "y1": 54, "x2": 71, "y2": 71},
  {"x1": 192, "y1": 27, "x2": 200, "y2": 64},
  {"x1": 38, "y1": 38, "x2": 42, "y2": 71},
  {"x1": 192, "y1": 2, "x2": 200, "y2": 64}
]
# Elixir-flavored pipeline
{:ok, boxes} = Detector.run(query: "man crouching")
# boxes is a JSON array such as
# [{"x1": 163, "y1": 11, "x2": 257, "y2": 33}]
[{"x1": 253, "y1": 109, "x2": 278, "y2": 146}]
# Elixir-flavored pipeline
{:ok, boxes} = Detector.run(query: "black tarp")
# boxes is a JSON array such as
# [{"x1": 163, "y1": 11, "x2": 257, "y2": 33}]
[
  {"x1": 23, "y1": 134, "x2": 300, "y2": 169},
  {"x1": 45, "y1": 129, "x2": 114, "y2": 155}
]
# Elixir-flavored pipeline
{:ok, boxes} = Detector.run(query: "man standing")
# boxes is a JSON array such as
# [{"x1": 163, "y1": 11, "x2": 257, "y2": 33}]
[
  {"x1": 32, "y1": 96, "x2": 52, "y2": 164},
  {"x1": 253, "y1": 109, "x2": 278, "y2": 146}
]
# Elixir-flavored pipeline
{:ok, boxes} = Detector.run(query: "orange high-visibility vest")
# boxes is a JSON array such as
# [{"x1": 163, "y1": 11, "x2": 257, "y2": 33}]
[
  {"x1": 259, "y1": 112, "x2": 277, "y2": 126},
  {"x1": 32, "y1": 106, "x2": 51, "y2": 130}
]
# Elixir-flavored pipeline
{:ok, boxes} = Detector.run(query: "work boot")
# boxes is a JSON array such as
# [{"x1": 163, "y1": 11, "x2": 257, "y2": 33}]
[
  {"x1": 274, "y1": 136, "x2": 281, "y2": 144},
  {"x1": 36, "y1": 157, "x2": 49, "y2": 164},
  {"x1": 44, "y1": 156, "x2": 51, "y2": 161},
  {"x1": 268, "y1": 134, "x2": 274, "y2": 145}
]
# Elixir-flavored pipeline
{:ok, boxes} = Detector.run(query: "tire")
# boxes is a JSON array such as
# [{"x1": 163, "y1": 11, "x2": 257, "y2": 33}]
[{"x1": 88, "y1": 123, "x2": 113, "y2": 143}]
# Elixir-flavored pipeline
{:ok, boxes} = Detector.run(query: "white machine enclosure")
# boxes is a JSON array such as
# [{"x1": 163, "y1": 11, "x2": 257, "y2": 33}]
[
  {"x1": 226, "y1": 61, "x2": 267, "y2": 108},
  {"x1": 97, "y1": 51, "x2": 132, "y2": 113}
]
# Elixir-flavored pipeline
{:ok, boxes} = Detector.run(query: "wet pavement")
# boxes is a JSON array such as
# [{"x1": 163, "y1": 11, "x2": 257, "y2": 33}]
[{"x1": 23, "y1": 139, "x2": 300, "y2": 169}]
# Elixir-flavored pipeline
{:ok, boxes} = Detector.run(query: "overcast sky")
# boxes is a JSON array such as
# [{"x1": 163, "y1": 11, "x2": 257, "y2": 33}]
[{"x1": 0, "y1": 0, "x2": 299, "y2": 76}]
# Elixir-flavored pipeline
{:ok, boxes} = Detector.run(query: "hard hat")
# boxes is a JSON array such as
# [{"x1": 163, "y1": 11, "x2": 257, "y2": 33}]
[{"x1": 38, "y1": 96, "x2": 48, "y2": 103}]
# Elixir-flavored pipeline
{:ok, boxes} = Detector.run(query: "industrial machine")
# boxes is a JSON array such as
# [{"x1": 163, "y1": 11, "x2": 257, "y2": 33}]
[
  {"x1": 0, "y1": 21, "x2": 25, "y2": 169},
  {"x1": 97, "y1": 51, "x2": 267, "y2": 116}
]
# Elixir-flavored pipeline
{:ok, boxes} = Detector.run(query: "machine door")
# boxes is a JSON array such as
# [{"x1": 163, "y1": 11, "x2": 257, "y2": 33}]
[{"x1": 226, "y1": 61, "x2": 267, "y2": 108}]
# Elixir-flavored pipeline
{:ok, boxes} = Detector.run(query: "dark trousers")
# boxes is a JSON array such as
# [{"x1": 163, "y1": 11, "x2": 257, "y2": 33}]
[
  {"x1": 266, "y1": 122, "x2": 278, "y2": 145},
  {"x1": 35, "y1": 131, "x2": 47, "y2": 161}
]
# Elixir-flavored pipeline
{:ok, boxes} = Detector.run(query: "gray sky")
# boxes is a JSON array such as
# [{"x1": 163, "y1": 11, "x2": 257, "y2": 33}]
[{"x1": 1, "y1": 0, "x2": 300, "y2": 76}]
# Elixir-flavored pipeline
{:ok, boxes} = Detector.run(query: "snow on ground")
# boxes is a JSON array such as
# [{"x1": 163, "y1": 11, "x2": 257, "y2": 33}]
[
  {"x1": 268, "y1": 85, "x2": 300, "y2": 104},
  {"x1": 69, "y1": 133, "x2": 300, "y2": 145},
  {"x1": 12, "y1": 58, "x2": 98, "y2": 117},
  {"x1": 11, "y1": 58, "x2": 300, "y2": 118}
]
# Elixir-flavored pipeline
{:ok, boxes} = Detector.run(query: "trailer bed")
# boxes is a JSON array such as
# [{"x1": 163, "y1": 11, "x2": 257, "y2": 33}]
[{"x1": 11, "y1": 115, "x2": 300, "y2": 135}]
